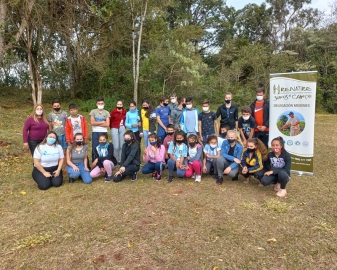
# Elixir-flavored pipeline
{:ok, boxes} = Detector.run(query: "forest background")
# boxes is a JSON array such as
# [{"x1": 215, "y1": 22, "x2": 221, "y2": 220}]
[{"x1": 1, "y1": 0, "x2": 337, "y2": 112}]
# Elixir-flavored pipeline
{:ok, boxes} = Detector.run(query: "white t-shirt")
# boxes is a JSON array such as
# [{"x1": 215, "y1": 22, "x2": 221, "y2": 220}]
[
  {"x1": 70, "y1": 116, "x2": 82, "y2": 135},
  {"x1": 188, "y1": 147, "x2": 198, "y2": 159},
  {"x1": 33, "y1": 144, "x2": 64, "y2": 167},
  {"x1": 286, "y1": 116, "x2": 300, "y2": 130},
  {"x1": 89, "y1": 109, "x2": 110, "y2": 132}
]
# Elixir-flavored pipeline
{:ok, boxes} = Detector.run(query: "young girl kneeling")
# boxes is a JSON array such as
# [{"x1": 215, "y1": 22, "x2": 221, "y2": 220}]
[
  {"x1": 203, "y1": 135, "x2": 220, "y2": 179},
  {"x1": 185, "y1": 134, "x2": 203, "y2": 182},
  {"x1": 240, "y1": 138, "x2": 268, "y2": 183},
  {"x1": 261, "y1": 136, "x2": 291, "y2": 197},
  {"x1": 142, "y1": 134, "x2": 166, "y2": 181}
]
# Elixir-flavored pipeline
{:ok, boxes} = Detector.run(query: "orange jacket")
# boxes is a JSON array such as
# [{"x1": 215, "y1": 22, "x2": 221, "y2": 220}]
[{"x1": 65, "y1": 115, "x2": 89, "y2": 143}]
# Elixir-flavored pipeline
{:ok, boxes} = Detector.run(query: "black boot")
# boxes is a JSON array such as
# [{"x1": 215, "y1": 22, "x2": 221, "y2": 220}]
[{"x1": 69, "y1": 177, "x2": 74, "y2": 183}]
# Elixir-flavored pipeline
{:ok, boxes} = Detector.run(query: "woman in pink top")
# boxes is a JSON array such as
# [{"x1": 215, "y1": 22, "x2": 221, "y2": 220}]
[
  {"x1": 141, "y1": 134, "x2": 166, "y2": 181},
  {"x1": 23, "y1": 104, "x2": 49, "y2": 155}
]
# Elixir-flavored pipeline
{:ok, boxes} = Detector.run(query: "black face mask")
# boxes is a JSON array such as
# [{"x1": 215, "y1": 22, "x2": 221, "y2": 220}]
[
  {"x1": 189, "y1": 142, "x2": 196, "y2": 147},
  {"x1": 164, "y1": 103, "x2": 169, "y2": 106},
  {"x1": 117, "y1": 106, "x2": 123, "y2": 109},
  {"x1": 124, "y1": 139, "x2": 132, "y2": 144},
  {"x1": 182, "y1": 104, "x2": 186, "y2": 108},
  {"x1": 53, "y1": 107, "x2": 61, "y2": 112},
  {"x1": 167, "y1": 132, "x2": 174, "y2": 136},
  {"x1": 247, "y1": 148, "x2": 255, "y2": 153},
  {"x1": 76, "y1": 141, "x2": 83, "y2": 146},
  {"x1": 143, "y1": 107, "x2": 149, "y2": 110},
  {"x1": 225, "y1": 100, "x2": 231, "y2": 104},
  {"x1": 227, "y1": 139, "x2": 235, "y2": 144},
  {"x1": 176, "y1": 139, "x2": 184, "y2": 144},
  {"x1": 221, "y1": 132, "x2": 227, "y2": 138},
  {"x1": 99, "y1": 142, "x2": 107, "y2": 146}
]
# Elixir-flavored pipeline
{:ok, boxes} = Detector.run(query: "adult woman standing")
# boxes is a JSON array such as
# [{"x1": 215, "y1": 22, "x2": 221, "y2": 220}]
[
  {"x1": 139, "y1": 99, "x2": 156, "y2": 148},
  {"x1": 32, "y1": 131, "x2": 64, "y2": 190},
  {"x1": 110, "y1": 100, "x2": 127, "y2": 163},
  {"x1": 23, "y1": 104, "x2": 49, "y2": 155}
]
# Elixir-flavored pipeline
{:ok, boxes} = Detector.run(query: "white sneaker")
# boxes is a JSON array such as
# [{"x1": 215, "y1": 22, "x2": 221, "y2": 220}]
[
  {"x1": 192, "y1": 173, "x2": 196, "y2": 179},
  {"x1": 195, "y1": 175, "x2": 201, "y2": 182}
]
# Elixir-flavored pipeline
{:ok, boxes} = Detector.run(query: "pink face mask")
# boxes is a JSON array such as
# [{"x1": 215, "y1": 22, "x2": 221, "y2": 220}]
[{"x1": 272, "y1": 148, "x2": 281, "y2": 153}]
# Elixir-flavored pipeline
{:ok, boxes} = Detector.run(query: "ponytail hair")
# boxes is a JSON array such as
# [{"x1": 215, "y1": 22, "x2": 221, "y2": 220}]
[{"x1": 247, "y1": 137, "x2": 268, "y2": 160}]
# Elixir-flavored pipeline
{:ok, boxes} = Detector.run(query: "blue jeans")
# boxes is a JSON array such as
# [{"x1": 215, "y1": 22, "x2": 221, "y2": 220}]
[
  {"x1": 202, "y1": 133, "x2": 215, "y2": 144},
  {"x1": 58, "y1": 134, "x2": 67, "y2": 149},
  {"x1": 167, "y1": 158, "x2": 185, "y2": 177},
  {"x1": 91, "y1": 132, "x2": 108, "y2": 161},
  {"x1": 66, "y1": 162, "x2": 92, "y2": 184},
  {"x1": 142, "y1": 130, "x2": 150, "y2": 148},
  {"x1": 142, "y1": 161, "x2": 165, "y2": 175}
]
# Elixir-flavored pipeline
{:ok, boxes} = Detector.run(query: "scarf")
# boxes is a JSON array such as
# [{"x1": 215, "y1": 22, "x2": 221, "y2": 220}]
[{"x1": 96, "y1": 142, "x2": 109, "y2": 157}]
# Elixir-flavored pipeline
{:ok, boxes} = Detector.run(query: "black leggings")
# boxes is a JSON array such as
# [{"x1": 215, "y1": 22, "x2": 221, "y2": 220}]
[
  {"x1": 113, "y1": 165, "x2": 140, "y2": 182},
  {"x1": 261, "y1": 171, "x2": 290, "y2": 189},
  {"x1": 32, "y1": 165, "x2": 63, "y2": 190},
  {"x1": 28, "y1": 139, "x2": 43, "y2": 156}
]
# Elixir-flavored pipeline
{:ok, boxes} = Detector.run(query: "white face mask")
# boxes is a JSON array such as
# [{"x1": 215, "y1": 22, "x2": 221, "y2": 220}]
[
  {"x1": 97, "y1": 105, "x2": 104, "y2": 110},
  {"x1": 202, "y1": 106, "x2": 209, "y2": 112},
  {"x1": 256, "y1": 96, "x2": 263, "y2": 101},
  {"x1": 243, "y1": 116, "x2": 250, "y2": 121},
  {"x1": 210, "y1": 143, "x2": 217, "y2": 148},
  {"x1": 186, "y1": 104, "x2": 192, "y2": 109},
  {"x1": 170, "y1": 99, "x2": 176, "y2": 104},
  {"x1": 36, "y1": 110, "x2": 43, "y2": 115}
]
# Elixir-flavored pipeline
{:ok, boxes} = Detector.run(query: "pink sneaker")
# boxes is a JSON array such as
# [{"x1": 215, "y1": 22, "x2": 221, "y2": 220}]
[
  {"x1": 274, "y1": 183, "x2": 281, "y2": 191},
  {"x1": 276, "y1": 189, "x2": 287, "y2": 197}
]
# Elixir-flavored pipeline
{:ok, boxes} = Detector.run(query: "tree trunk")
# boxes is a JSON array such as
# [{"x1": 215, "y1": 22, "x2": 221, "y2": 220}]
[
  {"x1": 0, "y1": 0, "x2": 7, "y2": 63},
  {"x1": 65, "y1": 37, "x2": 75, "y2": 98}
]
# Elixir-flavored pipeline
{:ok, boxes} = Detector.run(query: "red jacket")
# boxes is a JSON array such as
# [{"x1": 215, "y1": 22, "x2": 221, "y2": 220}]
[
  {"x1": 110, "y1": 108, "x2": 127, "y2": 128},
  {"x1": 65, "y1": 115, "x2": 89, "y2": 143}
]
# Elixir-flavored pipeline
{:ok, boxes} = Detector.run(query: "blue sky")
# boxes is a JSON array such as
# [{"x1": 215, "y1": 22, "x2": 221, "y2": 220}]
[{"x1": 226, "y1": 0, "x2": 330, "y2": 12}]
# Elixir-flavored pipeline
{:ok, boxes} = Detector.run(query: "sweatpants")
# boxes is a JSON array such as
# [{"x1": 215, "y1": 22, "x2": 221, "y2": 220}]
[
  {"x1": 32, "y1": 165, "x2": 63, "y2": 190},
  {"x1": 113, "y1": 165, "x2": 140, "y2": 182},
  {"x1": 261, "y1": 171, "x2": 290, "y2": 189},
  {"x1": 216, "y1": 156, "x2": 239, "y2": 178},
  {"x1": 167, "y1": 158, "x2": 185, "y2": 177},
  {"x1": 90, "y1": 160, "x2": 116, "y2": 178},
  {"x1": 142, "y1": 161, "x2": 165, "y2": 175},
  {"x1": 185, "y1": 160, "x2": 202, "y2": 178},
  {"x1": 204, "y1": 159, "x2": 217, "y2": 175},
  {"x1": 111, "y1": 126, "x2": 125, "y2": 162}
]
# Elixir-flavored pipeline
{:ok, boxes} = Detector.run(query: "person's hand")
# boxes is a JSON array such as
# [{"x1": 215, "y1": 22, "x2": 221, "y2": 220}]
[
  {"x1": 84, "y1": 138, "x2": 89, "y2": 144},
  {"x1": 233, "y1": 158, "x2": 241, "y2": 164},
  {"x1": 53, "y1": 170, "x2": 60, "y2": 177},
  {"x1": 260, "y1": 126, "x2": 266, "y2": 131},
  {"x1": 139, "y1": 133, "x2": 143, "y2": 138},
  {"x1": 23, "y1": 143, "x2": 29, "y2": 149},
  {"x1": 175, "y1": 161, "x2": 180, "y2": 168},
  {"x1": 132, "y1": 123, "x2": 138, "y2": 128},
  {"x1": 100, "y1": 168, "x2": 106, "y2": 174},
  {"x1": 84, "y1": 167, "x2": 89, "y2": 171},
  {"x1": 72, "y1": 165, "x2": 79, "y2": 172},
  {"x1": 199, "y1": 136, "x2": 203, "y2": 141},
  {"x1": 202, "y1": 166, "x2": 207, "y2": 173},
  {"x1": 264, "y1": 170, "x2": 273, "y2": 176},
  {"x1": 164, "y1": 127, "x2": 167, "y2": 132},
  {"x1": 150, "y1": 146, "x2": 156, "y2": 152},
  {"x1": 43, "y1": 171, "x2": 52, "y2": 178},
  {"x1": 224, "y1": 167, "x2": 232, "y2": 174},
  {"x1": 119, "y1": 167, "x2": 125, "y2": 173},
  {"x1": 243, "y1": 140, "x2": 247, "y2": 146},
  {"x1": 92, "y1": 159, "x2": 98, "y2": 167}
]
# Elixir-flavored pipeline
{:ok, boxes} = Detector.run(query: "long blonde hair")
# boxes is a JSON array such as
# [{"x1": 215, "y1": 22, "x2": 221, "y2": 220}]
[{"x1": 31, "y1": 104, "x2": 48, "y2": 123}]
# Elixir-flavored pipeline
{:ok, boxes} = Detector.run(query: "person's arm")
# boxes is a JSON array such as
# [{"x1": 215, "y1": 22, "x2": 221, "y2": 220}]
[
  {"x1": 234, "y1": 107, "x2": 238, "y2": 130},
  {"x1": 138, "y1": 111, "x2": 143, "y2": 134},
  {"x1": 189, "y1": 145, "x2": 203, "y2": 162},
  {"x1": 82, "y1": 117, "x2": 89, "y2": 142},
  {"x1": 48, "y1": 121, "x2": 53, "y2": 131},
  {"x1": 155, "y1": 145, "x2": 166, "y2": 163},
  {"x1": 272, "y1": 152, "x2": 291, "y2": 175},
  {"x1": 34, "y1": 158, "x2": 53, "y2": 178},
  {"x1": 143, "y1": 147, "x2": 149, "y2": 162},
  {"x1": 248, "y1": 151, "x2": 264, "y2": 173},
  {"x1": 54, "y1": 146, "x2": 65, "y2": 176},
  {"x1": 214, "y1": 114, "x2": 219, "y2": 136},
  {"x1": 66, "y1": 148, "x2": 75, "y2": 167},
  {"x1": 215, "y1": 106, "x2": 221, "y2": 118},
  {"x1": 90, "y1": 115, "x2": 105, "y2": 127},
  {"x1": 229, "y1": 144, "x2": 242, "y2": 169},
  {"x1": 122, "y1": 143, "x2": 139, "y2": 167},
  {"x1": 198, "y1": 120, "x2": 203, "y2": 141},
  {"x1": 179, "y1": 112, "x2": 185, "y2": 130},
  {"x1": 22, "y1": 118, "x2": 31, "y2": 148},
  {"x1": 156, "y1": 115, "x2": 167, "y2": 131},
  {"x1": 240, "y1": 150, "x2": 247, "y2": 168}
]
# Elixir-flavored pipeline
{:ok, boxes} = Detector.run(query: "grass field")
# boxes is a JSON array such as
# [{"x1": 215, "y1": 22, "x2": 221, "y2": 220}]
[{"x1": 0, "y1": 97, "x2": 336, "y2": 269}]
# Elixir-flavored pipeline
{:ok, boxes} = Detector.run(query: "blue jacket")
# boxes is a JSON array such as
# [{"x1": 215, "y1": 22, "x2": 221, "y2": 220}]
[
  {"x1": 125, "y1": 109, "x2": 140, "y2": 132},
  {"x1": 180, "y1": 108, "x2": 200, "y2": 133},
  {"x1": 220, "y1": 140, "x2": 243, "y2": 169}
]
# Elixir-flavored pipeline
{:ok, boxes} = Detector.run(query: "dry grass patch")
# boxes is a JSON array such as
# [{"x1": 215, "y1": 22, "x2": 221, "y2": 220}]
[
  {"x1": 13, "y1": 233, "x2": 54, "y2": 251},
  {"x1": 262, "y1": 198, "x2": 293, "y2": 213}
]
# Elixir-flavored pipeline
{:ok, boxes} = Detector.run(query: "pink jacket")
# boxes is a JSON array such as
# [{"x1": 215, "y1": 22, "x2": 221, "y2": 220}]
[{"x1": 143, "y1": 144, "x2": 166, "y2": 164}]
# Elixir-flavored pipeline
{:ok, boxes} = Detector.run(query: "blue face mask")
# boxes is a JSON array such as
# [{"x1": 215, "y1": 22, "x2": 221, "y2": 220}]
[
  {"x1": 47, "y1": 138, "x2": 56, "y2": 145},
  {"x1": 150, "y1": 141, "x2": 157, "y2": 146}
]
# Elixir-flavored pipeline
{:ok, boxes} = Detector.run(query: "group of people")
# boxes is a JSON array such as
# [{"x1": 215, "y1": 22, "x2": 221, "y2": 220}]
[{"x1": 23, "y1": 88, "x2": 291, "y2": 197}]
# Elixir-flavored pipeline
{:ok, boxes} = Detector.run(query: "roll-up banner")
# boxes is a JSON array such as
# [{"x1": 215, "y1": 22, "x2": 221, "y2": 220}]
[{"x1": 269, "y1": 71, "x2": 317, "y2": 175}]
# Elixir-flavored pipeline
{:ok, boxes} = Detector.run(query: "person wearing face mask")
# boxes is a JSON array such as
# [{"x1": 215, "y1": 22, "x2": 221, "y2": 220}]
[
  {"x1": 156, "y1": 96, "x2": 171, "y2": 143},
  {"x1": 250, "y1": 88, "x2": 270, "y2": 148},
  {"x1": 125, "y1": 101, "x2": 141, "y2": 143},
  {"x1": 163, "y1": 124, "x2": 175, "y2": 162},
  {"x1": 138, "y1": 99, "x2": 157, "y2": 149},
  {"x1": 171, "y1": 97, "x2": 186, "y2": 130},
  {"x1": 142, "y1": 134, "x2": 166, "y2": 181},
  {"x1": 168, "y1": 92, "x2": 178, "y2": 112},
  {"x1": 32, "y1": 131, "x2": 64, "y2": 190},
  {"x1": 184, "y1": 134, "x2": 203, "y2": 182},
  {"x1": 48, "y1": 99, "x2": 68, "y2": 155},
  {"x1": 238, "y1": 106, "x2": 256, "y2": 147},
  {"x1": 180, "y1": 97, "x2": 200, "y2": 137},
  {"x1": 66, "y1": 103, "x2": 89, "y2": 146},
  {"x1": 23, "y1": 104, "x2": 49, "y2": 156},
  {"x1": 113, "y1": 130, "x2": 141, "y2": 182},
  {"x1": 109, "y1": 100, "x2": 127, "y2": 163},
  {"x1": 240, "y1": 138, "x2": 268, "y2": 183},
  {"x1": 198, "y1": 99, "x2": 219, "y2": 143},
  {"x1": 90, "y1": 134, "x2": 117, "y2": 182},
  {"x1": 217, "y1": 124, "x2": 230, "y2": 148},
  {"x1": 203, "y1": 135, "x2": 221, "y2": 179},
  {"x1": 89, "y1": 97, "x2": 110, "y2": 161},
  {"x1": 66, "y1": 133, "x2": 92, "y2": 184},
  {"x1": 216, "y1": 92, "x2": 238, "y2": 130},
  {"x1": 216, "y1": 130, "x2": 243, "y2": 184},
  {"x1": 260, "y1": 136, "x2": 291, "y2": 197}
]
